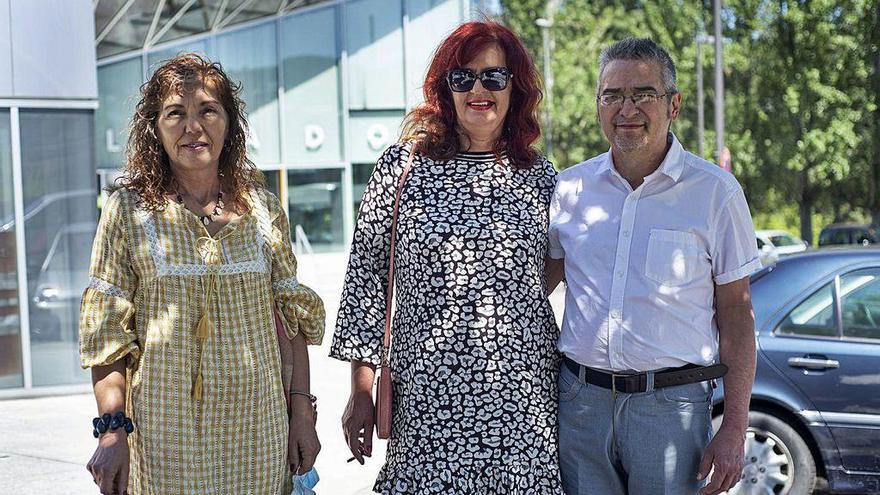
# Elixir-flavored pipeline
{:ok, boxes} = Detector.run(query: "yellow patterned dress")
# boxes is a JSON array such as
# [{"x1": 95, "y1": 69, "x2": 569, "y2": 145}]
[{"x1": 79, "y1": 187, "x2": 324, "y2": 494}]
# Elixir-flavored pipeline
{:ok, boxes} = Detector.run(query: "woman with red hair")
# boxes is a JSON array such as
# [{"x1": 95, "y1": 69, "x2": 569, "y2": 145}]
[{"x1": 331, "y1": 21, "x2": 562, "y2": 493}]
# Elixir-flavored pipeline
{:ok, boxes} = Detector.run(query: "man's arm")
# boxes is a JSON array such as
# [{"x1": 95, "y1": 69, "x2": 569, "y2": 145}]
[
  {"x1": 545, "y1": 256, "x2": 565, "y2": 296},
  {"x1": 698, "y1": 276, "x2": 757, "y2": 495}
]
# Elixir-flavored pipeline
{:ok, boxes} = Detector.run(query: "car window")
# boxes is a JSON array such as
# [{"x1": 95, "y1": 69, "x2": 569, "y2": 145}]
[
  {"x1": 776, "y1": 282, "x2": 838, "y2": 337},
  {"x1": 840, "y1": 268, "x2": 880, "y2": 340},
  {"x1": 756, "y1": 238, "x2": 765, "y2": 249},
  {"x1": 770, "y1": 235, "x2": 798, "y2": 247},
  {"x1": 819, "y1": 229, "x2": 851, "y2": 246}
]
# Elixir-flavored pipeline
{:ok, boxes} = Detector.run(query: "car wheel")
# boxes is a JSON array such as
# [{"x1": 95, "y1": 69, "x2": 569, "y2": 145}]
[{"x1": 713, "y1": 411, "x2": 816, "y2": 494}]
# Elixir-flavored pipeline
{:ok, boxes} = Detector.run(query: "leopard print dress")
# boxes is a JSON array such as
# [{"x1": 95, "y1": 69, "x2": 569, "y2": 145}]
[{"x1": 330, "y1": 142, "x2": 562, "y2": 494}]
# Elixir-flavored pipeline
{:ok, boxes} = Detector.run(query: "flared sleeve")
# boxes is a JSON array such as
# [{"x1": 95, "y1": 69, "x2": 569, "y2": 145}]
[
  {"x1": 329, "y1": 143, "x2": 410, "y2": 365},
  {"x1": 79, "y1": 190, "x2": 139, "y2": 368},
  {"x1": 265, "y1": 192, "x2": 325, "y2": 345}
]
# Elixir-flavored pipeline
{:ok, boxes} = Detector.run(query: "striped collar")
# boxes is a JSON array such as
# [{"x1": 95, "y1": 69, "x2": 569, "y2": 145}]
[{"x1": 455, "y1": 150, "x2": 508, "y2": 163}]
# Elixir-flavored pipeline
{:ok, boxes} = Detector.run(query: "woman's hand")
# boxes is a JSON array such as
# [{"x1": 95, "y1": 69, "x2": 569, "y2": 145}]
[
  {"x1": 87, "y1": 430, "x2": 129, "y2": 494},
  {"x1": 288, "y1": 396, "x2": 321, "y2": 474},
  {"x1": 342, "y1": 390, "x2": 375, "y2": 465},
  {"x1": 88, "y1": 361, "x2": 128, "y2": 494}
]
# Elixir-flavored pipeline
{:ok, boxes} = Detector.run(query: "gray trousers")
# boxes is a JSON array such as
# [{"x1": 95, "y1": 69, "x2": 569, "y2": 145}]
[{"x1": 558, "y1": 363, "x2": 714, "y2": 495}]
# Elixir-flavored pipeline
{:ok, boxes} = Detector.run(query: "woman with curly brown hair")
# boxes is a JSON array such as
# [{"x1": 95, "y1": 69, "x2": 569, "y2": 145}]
[
  {"x1": 331, "y1": 21, "x2": 562, "y2": 494},
  {"x1": 80, "y1": 53, "x2": 324, "y2": 494}
]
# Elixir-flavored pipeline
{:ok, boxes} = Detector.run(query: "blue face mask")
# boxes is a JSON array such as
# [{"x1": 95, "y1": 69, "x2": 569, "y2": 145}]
[{"x1": 291, "y1": 468, "x2": 319, "y2": 495}]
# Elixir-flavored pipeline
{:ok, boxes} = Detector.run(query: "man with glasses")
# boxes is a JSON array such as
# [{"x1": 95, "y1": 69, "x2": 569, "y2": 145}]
[{"x1": 546, "y1": 38, "x2": 761, "y2": 495}]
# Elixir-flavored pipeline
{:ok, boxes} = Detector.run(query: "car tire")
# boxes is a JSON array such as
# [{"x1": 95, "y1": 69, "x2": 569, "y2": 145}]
[{"x1": 713, "y1": 411, "x2": 817, "y2": 494}]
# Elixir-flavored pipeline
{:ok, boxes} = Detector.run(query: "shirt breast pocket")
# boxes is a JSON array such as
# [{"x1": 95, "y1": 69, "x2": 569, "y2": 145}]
[{"x1": 645, "y1": 229, "x2": 702, "y2": 287}]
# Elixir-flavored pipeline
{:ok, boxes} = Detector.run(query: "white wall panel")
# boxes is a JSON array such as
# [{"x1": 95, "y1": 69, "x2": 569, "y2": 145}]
[
  {"x1": 0, "y1": 0, "x2": 13, "y2": 97},
  {"x1": 10, "y1": 0, "x2": 97, "y2": 99}
]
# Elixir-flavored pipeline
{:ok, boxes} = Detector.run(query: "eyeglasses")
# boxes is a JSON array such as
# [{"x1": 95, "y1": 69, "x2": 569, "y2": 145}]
[
  {"x1": 447, "y1": 67, "x2": 513, "y2": 92},
  {"x1": 597, "y1": 92, "x2": 671, "y2": 107}
]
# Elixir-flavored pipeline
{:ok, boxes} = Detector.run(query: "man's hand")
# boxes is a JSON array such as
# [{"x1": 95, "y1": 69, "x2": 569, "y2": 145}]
[
  {"x1": 698, "y1": 424, "x2": 746, "y2": 495},
  {"x1": 87, "y1": 430, "x2": 129, "y2": 495},
  {"x1": 289, "y1": 396, "x2": 320, "y2": 474}
]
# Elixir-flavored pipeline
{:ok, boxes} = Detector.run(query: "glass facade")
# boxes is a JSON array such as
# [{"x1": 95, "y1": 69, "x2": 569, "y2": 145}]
[
  {"x1": 281, "y1": 5, "x2": 343, "y2": 164},
  {"x1": 0, "y1": 0, "x2": 470, "y2": 395},
  {"x1": 215, "y1": 22, "x2": 281, "y2": 164},
  {"x1": 0, "y1": 109, "x2": 22, "y2": 389},
  {"x1": 96, "y1": 57, "x2": 141, "y2": 169},
  {"x1": 264, "y1": 170, "x2": 282, "y2": 198},
  {"x1": 288, "y1": 168, "x2": 345, "y2": 253},
  {"x1": 92, "y1": 1, "x2": 468, "y2": 258},
  {"x1": 148, "y1": 40, "x2": 212, "y2": 75},
  {"x1": 348, "y1": 110, "x2": 404, "y2": 163},
  {"x1": 19, "y1": 110, "x2": 96, "y2": 386},
  {"x1": 346, "y1": 0, "x2": 405, "y2": 110},
  {"x1": 351, "y1": 162, "x2": 373, "y2": 220}
]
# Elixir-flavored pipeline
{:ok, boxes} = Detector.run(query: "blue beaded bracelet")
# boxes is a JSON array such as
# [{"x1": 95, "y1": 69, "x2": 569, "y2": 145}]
[{"x1": 92, "y1": 411, "x2": 134, "y2": 438}]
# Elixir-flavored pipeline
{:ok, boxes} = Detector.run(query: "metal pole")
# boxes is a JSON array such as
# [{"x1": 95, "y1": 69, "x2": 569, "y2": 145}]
[
  {"x1": 10, "y1": 107, "x2": 33, "y2": 390},
  {"x1": 538, "y1": 19, "x2": 553, "y2": 159},
  {"x1": 541, "y1": 23, "x2": 553, "y2": 156},
  {"x1": 696, "y1": 33, "x2": 704, "y2": 158},
  {"x1": 713, "y1": 0, "x2": 725, "y2": 163}
]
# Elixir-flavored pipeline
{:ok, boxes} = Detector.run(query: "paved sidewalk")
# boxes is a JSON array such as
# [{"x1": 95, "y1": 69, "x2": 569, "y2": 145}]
[{"x1": 0, "y1": 252, "x2": 565, "y2": 494}]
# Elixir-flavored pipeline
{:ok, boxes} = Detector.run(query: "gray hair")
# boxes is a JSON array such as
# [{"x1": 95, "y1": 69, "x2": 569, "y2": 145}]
[{"x1": 598, "y1": 38, "x2": 677, "y2": 94}]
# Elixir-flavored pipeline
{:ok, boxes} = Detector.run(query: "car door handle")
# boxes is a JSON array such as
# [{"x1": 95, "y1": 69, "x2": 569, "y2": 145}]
[{"x1": 787, "y1": 357, "x2": 840, "y2": 370}]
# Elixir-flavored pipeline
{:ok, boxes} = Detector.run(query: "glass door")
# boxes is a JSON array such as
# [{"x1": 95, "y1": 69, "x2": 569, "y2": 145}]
[
  {"x1": 19, "y1": 109, "x2": 96, "y2": 386},
  {"x1": 0, "y1": 109, "x2": 23, "y2": 389}
]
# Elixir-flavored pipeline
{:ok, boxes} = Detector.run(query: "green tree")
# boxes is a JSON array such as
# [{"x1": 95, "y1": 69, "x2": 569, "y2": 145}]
[
  {"x1": 502, "y1": 0, "x2": 875, "y2": 240},
  {"x1": 504, "y1": 0, "x2": 711, "y2": 167},
  {"x1": 727, "y1": 0, "x2": 869, "y2": 242},
  {"x1": 862, "y1": 1, "x2": 880, "y2": 226}
]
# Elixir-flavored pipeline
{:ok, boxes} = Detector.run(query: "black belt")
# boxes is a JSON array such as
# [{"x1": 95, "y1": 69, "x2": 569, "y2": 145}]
[{"x1": 562, "y1": 356, "x2": 728, "y2": 394}]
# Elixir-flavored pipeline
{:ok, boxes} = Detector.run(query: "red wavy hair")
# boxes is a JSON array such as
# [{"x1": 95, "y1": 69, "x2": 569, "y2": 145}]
[{"x1": 401, "y1": 21, "x2": 543, "y2": 169}]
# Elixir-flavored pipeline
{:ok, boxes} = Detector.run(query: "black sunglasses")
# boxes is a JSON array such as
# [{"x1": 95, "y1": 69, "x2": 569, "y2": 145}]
[{"x1": 446, "y1": 67, "x2": 513, "y2": 92}]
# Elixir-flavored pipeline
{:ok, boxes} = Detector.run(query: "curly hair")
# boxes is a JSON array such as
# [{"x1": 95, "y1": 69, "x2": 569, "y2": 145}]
[
  {"x1": 400, "y1": 21, "x2": 543, "y2": 169},
  {"x1": 116, "y1": 53, "x2": 264, "y2": 212}
]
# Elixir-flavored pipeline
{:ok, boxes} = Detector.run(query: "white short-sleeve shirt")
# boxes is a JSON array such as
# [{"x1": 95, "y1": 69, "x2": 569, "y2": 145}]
[{"x1": 549, "y1": 134, "x2": 761, "y2": 372}]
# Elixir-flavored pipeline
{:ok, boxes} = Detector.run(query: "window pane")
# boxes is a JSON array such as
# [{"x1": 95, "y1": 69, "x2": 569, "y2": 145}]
[
  {"x1": 346, "y1": 0, "x2": 404, "y2": 110},
  {"x1": 776, "y1": 282, "x2": 838, "y2": 338},
  {"x1": 20, "y1": 109, "x2": 96, "y2": 386},
  {"x1": 152, "y1": 7, "x2": 209, "y2": 47},
  {"x1": 147, "y1": 40, "x2": 211, "y2": 76},
  {"x1": 215, "y1": 22, "x2": 280, "y2": 164},
  {"x1": 96, "y1": 57, "x2": 142, "y2": 170},
  {"x1": 0, "y1": 109, "x2": 23, "y2": 389},
  {"x1": 288, "y1": 169, "x2": 344, "y2": 253},
  {"x1": 352, "y1": 162, "x2": 373, "y2": 220},
  {"x1": 840, "y1": 269, "x2": 880, "y2": 340},
  {"x1": 405, "y1": 0, "x2": 464, "y2": 106},
  {"x1": 263, "y1": 170, "x2": 281, "y2": 198},
  {"x1": 281, "y1": 6, "x2": 342, "y2": 163}
]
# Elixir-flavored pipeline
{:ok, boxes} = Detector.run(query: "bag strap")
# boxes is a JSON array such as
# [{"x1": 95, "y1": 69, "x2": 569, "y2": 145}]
[{"x1": 381, "y1": 142, "x2": 418, "y2": 365}]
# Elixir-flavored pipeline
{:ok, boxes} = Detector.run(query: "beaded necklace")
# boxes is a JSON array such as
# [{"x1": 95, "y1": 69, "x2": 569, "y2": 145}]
[{"x1": 176, "y1": 190, "x2": 224, "y2": 227}]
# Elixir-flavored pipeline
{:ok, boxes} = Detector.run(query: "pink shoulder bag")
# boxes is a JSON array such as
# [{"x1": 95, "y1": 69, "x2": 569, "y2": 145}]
[{"x1": 375, "y1": 142, "x2": 418, "y2": 440}]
